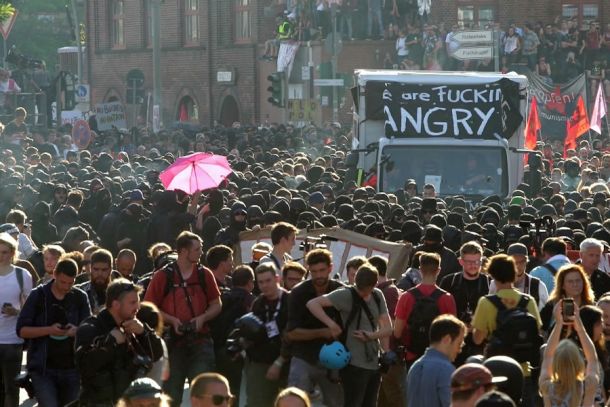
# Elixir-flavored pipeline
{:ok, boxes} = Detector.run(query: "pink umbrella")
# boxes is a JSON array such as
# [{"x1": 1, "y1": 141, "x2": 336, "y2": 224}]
[{"x1": 159, "y1": 152, "x2": 233, "y2": 194}]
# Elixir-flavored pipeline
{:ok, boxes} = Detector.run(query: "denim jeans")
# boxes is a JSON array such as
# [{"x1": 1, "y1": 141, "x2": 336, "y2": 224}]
[
  {"x1": 164, "y1": 338, "x2": 215, "y2": 407},
  {"x1": 367, "y1": 7, "x2": 383, "y2": 38},
  {"x1": 30, "y1": 368, "x2": 79, "y2": 407},
  {"x1": 0, "y1": 344, "x2": 22, "y2": 407},
  {"x1": 339, "y1": 364, "x2": 381, "y2": 407},
  {"x1": 288, "y1": 356, "x2": 343, "y2": 407}
]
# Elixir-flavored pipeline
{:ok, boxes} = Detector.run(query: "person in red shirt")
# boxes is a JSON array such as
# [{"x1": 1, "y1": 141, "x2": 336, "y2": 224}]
[
  {"x1": 393, "y1": 252, "x2": 457, "y2": 370},
  {"x1": 144, "y1": 231, "x2": 222, "y2": 407}
]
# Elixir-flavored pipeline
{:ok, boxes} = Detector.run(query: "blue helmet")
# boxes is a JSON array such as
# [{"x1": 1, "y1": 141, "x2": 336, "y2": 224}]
[{"x1": 319, "y1": 341, "x2": 351, "y2": 370}]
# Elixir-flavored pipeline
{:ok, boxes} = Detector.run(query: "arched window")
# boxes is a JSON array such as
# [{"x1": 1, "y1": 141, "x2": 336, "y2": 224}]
[{"x1": 177, "y1": 96, "x2": 199, "y2": 122}]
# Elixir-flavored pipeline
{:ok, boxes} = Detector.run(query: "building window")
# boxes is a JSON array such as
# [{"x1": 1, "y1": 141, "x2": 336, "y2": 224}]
[
  {"x1": 561, "y1": 1, "x2": 600, "y2": 26},
  {"x1": 143, "y1": 1, "x2": 152, "y2": 47},
  {"x1": 457, "y1": 4, "x2": 495, "y2": 29},
  {"x1": 111, "y1": 0, "x2": 125, "y2": 48},
  {"x1": 235, "y1": 0, "x2": 252, "y2": 43},
  {"x1": 184, "y1": 0, "x2": 199, "y2": 45}
]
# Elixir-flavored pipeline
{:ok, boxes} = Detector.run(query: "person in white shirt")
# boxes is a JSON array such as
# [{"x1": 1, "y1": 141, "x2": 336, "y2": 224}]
[
  {"x1": 5, "y1": 209, "x2": 38, "y2": 259},
  {"x1": 0, "y1": 232, "x2": 33, "y2": 407}
]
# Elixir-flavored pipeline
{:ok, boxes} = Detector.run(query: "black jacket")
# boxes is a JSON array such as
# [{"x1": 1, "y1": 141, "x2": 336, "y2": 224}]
[{"x1": 75, "y1": 309, "x2": 164, "y2": 404}]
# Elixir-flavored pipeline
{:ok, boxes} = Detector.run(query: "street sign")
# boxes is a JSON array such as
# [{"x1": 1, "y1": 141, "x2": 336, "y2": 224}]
[
  {"x1": 453, "y1": 30, "x2": 493, "y2": 44},
  {"x1": 0, "y1": 10, "x2": 18, "y2": 40},
  {"x1": 75, "y1": 84, "x2": 90, "y2": 103},
  {"x1": 72, "y1": 119, "x2": 92, "y2": 150},
  {"x1": 453, "y1": 46, "x2": 494, "y2": 60},
  {"x1": 314, "y1": 79, "x2": 344, "y2": 87}
]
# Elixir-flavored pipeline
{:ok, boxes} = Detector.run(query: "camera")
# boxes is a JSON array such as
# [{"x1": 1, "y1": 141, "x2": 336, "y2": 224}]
[
  {"x1": 178, "y1": 321, "x2": 197, "y2": 335},
  {"x1": 299, "y1": 235, "x2": 338, "y2": 252},
  {"x1": 132, "y1": 354, "x2": 153, "y2": 378},
  {"x1": 5, "y1": 46, "x2": 43, "y2": 70},
  {"x1": 379, "y1": 348, "x2": 404, "y2": 374},
  {"x1": 460, "y1": 310, "x2": 473, "y2": 325}
]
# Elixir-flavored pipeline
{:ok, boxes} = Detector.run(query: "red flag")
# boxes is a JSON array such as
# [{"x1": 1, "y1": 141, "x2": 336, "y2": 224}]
[
  {"x1": 564, "y1": 95, "x2": 589, "y2": 158},
  {"x1": 525, "y1": 96, "x2": 540, "y2": 151}
]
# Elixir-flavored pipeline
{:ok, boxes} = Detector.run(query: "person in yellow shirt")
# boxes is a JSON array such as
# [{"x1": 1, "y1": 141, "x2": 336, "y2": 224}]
[{"x1": 471, "y1": 254, "x2": 542, "y2": 407}]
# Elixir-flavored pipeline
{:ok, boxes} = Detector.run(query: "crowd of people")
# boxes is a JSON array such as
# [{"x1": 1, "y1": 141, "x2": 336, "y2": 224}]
[
  {"x1": 262, "y1": 1, "x2": 610, "y2": 95},
  {"x1": 1, "y1": 99, "x2": 610, "y2": 407}
]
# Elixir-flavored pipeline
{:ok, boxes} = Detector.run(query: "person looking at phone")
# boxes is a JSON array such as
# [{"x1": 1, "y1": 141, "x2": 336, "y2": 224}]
[
  {"x1": 539, "y1": 299, "x2": 599, "y2": 407},
  {"x1": 0, "y1": 233, "x2": 33, "y2": 407},
  {"x1": 17, "y1": 258, "x2": 91, "y2": 407},
  {"x1": 539, "y1": 264, "x2": 596, "y2": 337}
]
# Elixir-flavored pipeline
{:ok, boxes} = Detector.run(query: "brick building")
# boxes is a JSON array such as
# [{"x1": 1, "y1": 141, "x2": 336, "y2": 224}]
[{"x1": 85, "y1": 0, "x2": 608, "y2": 127}]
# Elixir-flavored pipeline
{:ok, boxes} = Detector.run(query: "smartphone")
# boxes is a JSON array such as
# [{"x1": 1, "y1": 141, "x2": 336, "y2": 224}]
[{"x1": 563, "y1": 298, "x2": 575, "y2": 319}]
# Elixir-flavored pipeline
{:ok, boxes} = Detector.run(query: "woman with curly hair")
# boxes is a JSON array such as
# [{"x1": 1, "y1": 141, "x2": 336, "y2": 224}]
[{"x1": 539, "y1": 264, "x2": 595, "y2": 336}]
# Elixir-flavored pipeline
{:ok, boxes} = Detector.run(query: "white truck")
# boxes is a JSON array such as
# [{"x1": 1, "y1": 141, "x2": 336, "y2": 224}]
[{"x1": 350, "y1": 69, "x2": 529, "y2": 201}]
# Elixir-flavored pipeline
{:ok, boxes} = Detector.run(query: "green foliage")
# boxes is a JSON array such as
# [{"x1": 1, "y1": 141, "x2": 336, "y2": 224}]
[
  {"x1": 7, "y1": 0, "x2": 80, "y2": 74},
  {"x1": 0, "y1": 3, "x2": 16, "y2": 22}
]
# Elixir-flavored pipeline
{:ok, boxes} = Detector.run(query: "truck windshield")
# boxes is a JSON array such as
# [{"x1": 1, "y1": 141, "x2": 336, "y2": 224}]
[{"x1": 379, "y1": 145, "x2": 507, "y2": 198}]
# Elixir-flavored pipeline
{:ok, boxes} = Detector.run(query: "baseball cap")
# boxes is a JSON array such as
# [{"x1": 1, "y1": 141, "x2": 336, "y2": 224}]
[
  {"x1": 506, "y1": 243, "x2": 528, "y2": 257},
  {"x1": 122, "y1": 378, "x2": 163, "y2": 400},
  {"x1": 509, "y1": 196, "x2": 526, "y2": 206},
  {"x1": 475, "y1": 390, "x2": 516, "y2": 406},
  {"x1": 0, "y1": 223, "x2": 19, "y2": 236},
  {"x1": 451, "y1": 363, "x2": 507, "y2": 392}
]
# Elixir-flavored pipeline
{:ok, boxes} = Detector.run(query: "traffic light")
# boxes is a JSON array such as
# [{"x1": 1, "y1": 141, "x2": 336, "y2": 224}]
[{"x1": 267, "y1": 72, "x2": 285, "y2": 107}]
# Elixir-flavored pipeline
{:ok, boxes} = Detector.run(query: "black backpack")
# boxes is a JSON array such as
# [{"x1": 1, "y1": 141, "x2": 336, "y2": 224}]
[
  {"x1": 209, "y1": 289, "x2": 250, "y2": 347},
  {"x1": 407, "y1": 287, "x2": 444, "y2": 356},
  {"x1": 484, "y1": 294, "x2": 543, "y2": 364},
  {"x1": 340, "y1": 287, "x2": 381, "y2": 346}
]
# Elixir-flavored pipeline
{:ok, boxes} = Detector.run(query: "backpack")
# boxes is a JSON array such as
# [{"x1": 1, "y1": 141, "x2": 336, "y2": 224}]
[
  {"x1": 407, "y1": 287, "x2": 444, "y2": 356},
  {"x1": 161, "y1": 262, "x2": 208, "y2": 318},
  {"x1": 209, "y1": 289, "x2": 250, "y2": 346},
  {"x1": 14, "y1": 266, "x2": 26, "y2": 306},
  {"x1": 484, "y1": 294, "x2": 543, "y2": 364},
  {"x1": 340, "y1": 287, "x2": 381, "y2": 346},
  {"x1": 541, "y1": 263, "x2": 557, "y2": 276}
]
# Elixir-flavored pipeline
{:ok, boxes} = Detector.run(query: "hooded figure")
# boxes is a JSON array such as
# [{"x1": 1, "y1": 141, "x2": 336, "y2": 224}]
[
  {"x1": 215, "y1": 201, "x2": 249, "y2": 246},
  {"x1": 30, "y1": 201, "x2": 58, "y2": 246},
  {"x1": 412, "y1": 224, "x2": 460, "y2": 280}
]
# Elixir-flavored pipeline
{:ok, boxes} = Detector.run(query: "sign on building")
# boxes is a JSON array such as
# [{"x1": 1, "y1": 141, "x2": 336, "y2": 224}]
[{"x1": 94, "y1": 101, "x2": 127, "y2": 131}]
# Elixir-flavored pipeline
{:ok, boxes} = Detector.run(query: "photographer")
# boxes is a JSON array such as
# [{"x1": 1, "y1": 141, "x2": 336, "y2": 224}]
[
  {"x1": 75, "y1": 278, "x2": 164, "y2": 406},
  {"x1": 307, "y1": 263, "x2": 392, "y2": 407},
  {"x1": 17, "y1": 258, "x2": 91, "y2": 407},
  {"x1": 144, "y1": 231, "x2": 221, "y2": 406},
  {"x1": 244, "y1": 263, "x2": 290, "y2": 407}
]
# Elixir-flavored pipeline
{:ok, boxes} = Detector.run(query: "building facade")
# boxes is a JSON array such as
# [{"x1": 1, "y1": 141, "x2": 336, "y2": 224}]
[{"x1": 86, "y1": 0, "x2": 608, "y2": 127}]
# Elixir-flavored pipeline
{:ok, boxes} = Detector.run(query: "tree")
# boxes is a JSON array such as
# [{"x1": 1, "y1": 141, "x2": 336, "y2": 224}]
[{"x1": 0, "y1": 2, "x2": 16, "y2": 22}]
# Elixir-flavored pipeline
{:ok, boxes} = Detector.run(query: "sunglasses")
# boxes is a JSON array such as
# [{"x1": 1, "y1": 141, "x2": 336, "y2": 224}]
[{"x1": 197, "y1": 394, "x2": 235, "y2": 406}]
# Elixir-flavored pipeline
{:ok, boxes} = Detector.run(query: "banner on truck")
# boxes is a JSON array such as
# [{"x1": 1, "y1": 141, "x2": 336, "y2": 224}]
[
  {"x1": 526, "y1": 73, "x2": 587, "y2": 142},
  {"x1": 365, "y1": 79, "x2": 523, "y2": 140}
]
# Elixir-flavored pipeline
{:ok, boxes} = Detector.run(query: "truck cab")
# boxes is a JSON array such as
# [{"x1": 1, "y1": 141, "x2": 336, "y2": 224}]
[{"x1": 351, "y1": 70, "x2": 529, "y2": 201}]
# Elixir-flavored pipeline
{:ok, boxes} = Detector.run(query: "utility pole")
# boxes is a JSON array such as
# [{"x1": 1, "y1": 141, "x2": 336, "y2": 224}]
[
  {"x1": 331, "y1": 3, "x2": 338, "y2": 123},
  {"x1": 151, "y1": 0, "x2": 162, "y2": 127},
  {"x1": 70, "y1": 0, "x2": 84, "y2": 83}
]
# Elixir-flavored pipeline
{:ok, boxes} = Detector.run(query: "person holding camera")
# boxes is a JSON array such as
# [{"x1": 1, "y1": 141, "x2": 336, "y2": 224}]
[
  {"x1": 75, "y1": 278, "x2": 164, "y2": 406},
  {"x1": 144, "y1": 231, "x2": 222, "y2": 407},
  {"x1": 16, "y1": 258, "x2": 90, "y2": 407},
  {"x1": 244, "y1": 263, "x2": 290, "y2": 407},
  {"x1": 307, "y1": 263, "x2": 393, "y2": 407},
  {"x1": 0, "y1": 233, "x2": 33, "y2": 407}
]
